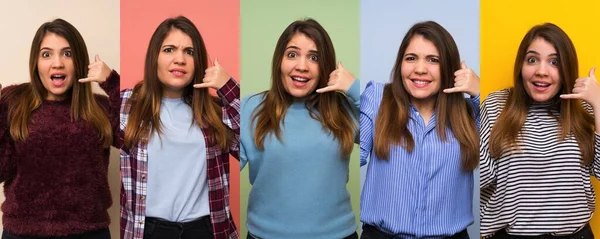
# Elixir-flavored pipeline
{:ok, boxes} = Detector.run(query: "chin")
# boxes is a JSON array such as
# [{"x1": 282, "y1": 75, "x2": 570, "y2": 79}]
[{"x1": 408, "y1": 90, "x2": 436, "y2": 100}]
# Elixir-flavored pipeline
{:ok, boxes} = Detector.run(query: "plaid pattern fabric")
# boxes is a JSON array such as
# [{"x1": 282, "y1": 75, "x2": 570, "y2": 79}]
[{"x1": 120, "y1": 78, "x2": 240, "y2": 239}]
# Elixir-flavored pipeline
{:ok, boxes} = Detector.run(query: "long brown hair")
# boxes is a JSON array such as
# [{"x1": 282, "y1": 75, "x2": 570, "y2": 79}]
[
  {"x1": 373, "y1": 21, "x2": 479, "y2": 171},
  {"x1": 8, "y1": 18, "x2": 112, "y2": 148},
  {"x1": 489, "y1": 23, "x2": 595, "y2": 165},
  {"x1": 250, "y1": 18, "x2": 357, "y2": 157},
  {"x1": 123, "y1": 16, "x2": 231, "y2": 151}
]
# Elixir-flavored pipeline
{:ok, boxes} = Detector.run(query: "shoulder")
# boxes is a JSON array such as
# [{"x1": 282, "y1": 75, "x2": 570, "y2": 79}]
[
  {"x1": 482, "y1": 88, "x2": 510, "y2": 111},
  {"x1": 1, "y1": 83, "x2": 30, "y2": 109},
  {"x1": 93, "y1": 93, "x2": 110, "y2": 109},
  {"x1": 1, "y1": 83, "x2": 29, "y2": 100},
  {"x1": 120, "y1": 88, "x2": 134, "y2": 101},
  {"x1": 361, "y1": 81, "x2": 387, "y2": 113},
  {"x1": 364, "y1": 81, "x2": 385, "y2": 95},
  {"x1": 241, "y1": 92, "x2": 266, "y2": 112}
]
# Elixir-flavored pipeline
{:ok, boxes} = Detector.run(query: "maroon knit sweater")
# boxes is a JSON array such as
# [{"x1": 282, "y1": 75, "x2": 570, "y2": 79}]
[{"x1": 0, "y1": 71, "x2": 120, "y2": 236}]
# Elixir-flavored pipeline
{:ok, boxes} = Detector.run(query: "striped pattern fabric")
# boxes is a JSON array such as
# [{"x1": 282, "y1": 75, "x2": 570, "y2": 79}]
[
  {"x1": 479, "y1": 89, "x2": 600, "y2": 237},
  {"x1": 120, "y1": 78, "x2": 240, "y2": 239},
  {"x1": 360, "y1": 81, "x2": 480, "y2": 238}
]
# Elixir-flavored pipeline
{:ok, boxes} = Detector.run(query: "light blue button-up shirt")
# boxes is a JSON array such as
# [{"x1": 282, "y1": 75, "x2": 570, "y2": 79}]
[{"x1": 360, "y1": 81, "x2": 480, "y2": 238}]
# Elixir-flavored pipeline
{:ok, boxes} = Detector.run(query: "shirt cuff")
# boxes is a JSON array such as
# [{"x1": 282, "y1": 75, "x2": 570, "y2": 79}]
[{"x1": 217, "y1": 78, "x2": 240, "y2": 105}]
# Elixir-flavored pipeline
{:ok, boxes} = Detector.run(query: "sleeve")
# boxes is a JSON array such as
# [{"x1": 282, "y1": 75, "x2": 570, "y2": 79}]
[
  {"x1": 360, "y1": 81, "x2": 379, "y2": 167},
  {"x1": 217, "y1": 78, "x2": 241, "y2": 160},
  {"x1": 468, "y1": 94, "x2": 481, "y2": 131},
  {"x1": 239, "y1": 97, "x2": 251, "y2": 171},
  {"x1": 346, "y1": 79, "x2": 360, "y2": 144},
  {"x1": 0, "y1": 86, "x2": 17, "y2": 183},
  {"x1": 240, "y1": 138, "x2": 248, "y2": 171},
  {"x1": 98, "y1": 70, "x2": 122, "y2": 148},
  {"x1": 579, "y1": 101, "x2": 600, "y2": 178},
  {"x1": 479, "y1": 96, "x2": 497, "y2": 189},
  {"x1": 591, "y1": 133, "x2": 600, "y2": 178}
]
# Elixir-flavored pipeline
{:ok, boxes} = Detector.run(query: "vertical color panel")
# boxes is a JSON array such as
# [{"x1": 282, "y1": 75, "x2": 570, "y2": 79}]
[
  {"x1": 120, "y1": 0, "x2": 241, "y2": 228},
  {"x1": 359, "y1": 0, "x2": 480, "y2": 237},
  {"x1": 240, "y1": 0, "x2": 360, "y2": 236},
  {"x1": 481, "y1": 0, "x2": 600, "y2": 234}
]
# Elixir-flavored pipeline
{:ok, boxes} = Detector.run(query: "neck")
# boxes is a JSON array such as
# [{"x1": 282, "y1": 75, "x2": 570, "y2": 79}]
[
  {"x1": 163, "y1": 88, "x2": 183, "y2": 99},
  {"x1": 45, "y1": 93, "x2": 68, "y2": 101},
  {"x1": 410, "y1": 97, "x2": 436, "y2": 115}
]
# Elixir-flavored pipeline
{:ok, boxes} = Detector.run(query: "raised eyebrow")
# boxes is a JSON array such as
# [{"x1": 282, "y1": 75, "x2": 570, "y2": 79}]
[
  {"x1": 39, "y1": 47, "x2": 72, "y2": 52},
  {"x1": 285, "y1": 46, "x2": 300, "y2": 51},
  {"x1": 525, "y1": 50, "x2": 540, "y2": 55},
  {"x1": 308, "y1": 49, "x2": 318, "y2": 54}
]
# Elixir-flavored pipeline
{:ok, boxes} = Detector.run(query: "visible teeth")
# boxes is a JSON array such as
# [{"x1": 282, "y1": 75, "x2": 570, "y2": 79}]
[
  {"x1": 292, "y1": 77, "x2": 309, "y2": 82},
  {"x1": 533, "y1": 82, "x2": 550, "y2": 87},
  {"x1": 51, "y1": 75, "x2": 65, "y2": 80},
  {"x1": 414, "y1": 80, "x2": 429, "y2": 85}
]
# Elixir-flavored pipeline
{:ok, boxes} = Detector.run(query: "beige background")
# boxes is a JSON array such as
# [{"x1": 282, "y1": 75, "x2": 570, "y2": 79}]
[{"x1": 0, "y1": 1, "x2": 120, "y2": 238}]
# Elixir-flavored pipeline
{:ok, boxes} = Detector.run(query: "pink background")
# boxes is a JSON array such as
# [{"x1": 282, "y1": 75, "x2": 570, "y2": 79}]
[{"x1": 120, "y1": 0, "x2": 240, "y2": 228}]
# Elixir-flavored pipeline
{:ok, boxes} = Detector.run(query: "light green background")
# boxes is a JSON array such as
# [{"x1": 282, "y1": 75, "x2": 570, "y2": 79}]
[{"x1": 240, "y1": 0, "x2": 360, "y2": 237}]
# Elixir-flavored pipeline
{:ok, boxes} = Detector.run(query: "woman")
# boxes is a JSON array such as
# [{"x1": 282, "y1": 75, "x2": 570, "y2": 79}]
[
  {"x1": 480, "y1": 23, "x2": 598, "y2": 238},
  {"x1": 239, "y1": 18, "x2": 360, "y2": 239},
  {"x1": 119, "y1": 16, "x2": 239, "y2": 239},
  {"x1": 359, "y1": 21, "x2": 480, "y2": 238},
  {"x1": 0, "y1": 19, "x2": 118, "y2": 238}
]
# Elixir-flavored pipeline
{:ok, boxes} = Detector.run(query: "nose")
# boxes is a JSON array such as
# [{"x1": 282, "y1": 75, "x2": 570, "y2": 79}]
[
  {"x1": 414, "y1": 59, "x2": 427, "y2": 74},
  {"x1": 174, "y1": 50, "x2": 186, "y2": 65},
  {"x1": 535, "y1": 61, "x2": 549, "y2": 77},
  {"x1": 51, "y1": 55, "x2": 64, "y2": 69},
  {"x1": 294, "y1": 57, "x2": 308, "y2": 72}
]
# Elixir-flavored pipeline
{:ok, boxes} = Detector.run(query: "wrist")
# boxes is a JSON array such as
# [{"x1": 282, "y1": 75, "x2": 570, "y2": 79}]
[{"x1": 592, "y1": 100, "x2": 600, "y2": 111}]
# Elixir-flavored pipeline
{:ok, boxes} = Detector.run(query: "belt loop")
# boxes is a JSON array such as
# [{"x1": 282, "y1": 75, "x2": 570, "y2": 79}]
[{"x1": 178, "y1": 222, "x2": 185, "y2": 239}]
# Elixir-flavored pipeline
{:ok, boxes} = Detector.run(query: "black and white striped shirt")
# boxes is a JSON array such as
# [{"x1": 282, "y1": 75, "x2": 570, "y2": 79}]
[{"x1": 479, "y1": 89, "x2": 600, "y2": 237}]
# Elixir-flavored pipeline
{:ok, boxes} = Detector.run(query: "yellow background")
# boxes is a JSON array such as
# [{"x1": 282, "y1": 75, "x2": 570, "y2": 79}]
[{"x1": 481, "y1": 0, "x2": 600, "y2": 234}]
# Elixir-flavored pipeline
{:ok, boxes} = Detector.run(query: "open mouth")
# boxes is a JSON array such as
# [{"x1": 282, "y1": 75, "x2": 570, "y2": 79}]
[
  {"x1": 532, "y1": 81, "x2": 552, "y2": 92},
  {"x1": 532, "y1": 82, "x2": 551, "y2": 88},
  {"x1": 50, "y1": 74, "x2": 66, "y2": 81},
  {"x1": 292, "y1": 76, "x2": 309, "y2": 83},
  {"x1": 290, "y1": 76, "x2": 311, "y2": 88},
  {"x1": 410, "y1": 78, "x2": 432, "y2": 87},
  {"x1": 50, "y1": 73, "x2": 66, "y2": 87}
]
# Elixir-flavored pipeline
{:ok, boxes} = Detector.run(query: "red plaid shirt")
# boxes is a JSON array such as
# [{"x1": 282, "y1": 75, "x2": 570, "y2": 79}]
[{"x1": 119, "y1": 78, "x2": 240, "y2": 239}]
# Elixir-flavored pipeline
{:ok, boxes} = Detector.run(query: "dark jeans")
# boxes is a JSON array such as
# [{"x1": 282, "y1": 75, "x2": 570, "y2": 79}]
[
  {"x1": 490, "y1": 224, "x2": 594, "y2": 239},
  {"x1": 360, "y1": 224, "x2": 469, "y2": 239},
  {"x1": 143, "y1": 216, "x2": 212, "y2": 239},
  {"x1": 247, "y1": 231, "x2": 358, "y2": 239},
  {"x1": 2, "y1": 228, "x2": 110, "y2": 239}
]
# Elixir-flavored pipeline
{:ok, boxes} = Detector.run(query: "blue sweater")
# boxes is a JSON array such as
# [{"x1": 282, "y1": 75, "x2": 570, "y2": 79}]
[{"x1": 240, "y1": 80, "x2": 360, "y2": 239}]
